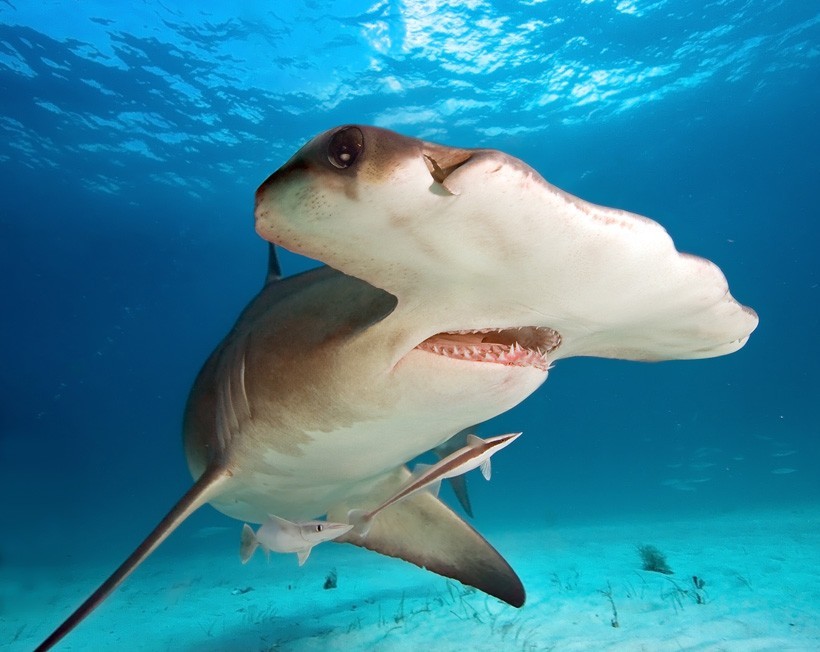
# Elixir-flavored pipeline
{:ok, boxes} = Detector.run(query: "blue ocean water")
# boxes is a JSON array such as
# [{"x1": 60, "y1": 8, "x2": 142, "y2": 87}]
[{"x1": 1, "y1": 0, "x2": 818, "y2": 649}]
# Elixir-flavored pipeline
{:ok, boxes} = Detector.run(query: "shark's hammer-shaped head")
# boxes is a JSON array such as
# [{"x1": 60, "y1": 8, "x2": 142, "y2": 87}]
[
  {"x1": 255, "y1": 125, "x2": 757, "y2": 371},
  {"x1": 255, "y1": 125, "x2": 561, "y2": 392}
]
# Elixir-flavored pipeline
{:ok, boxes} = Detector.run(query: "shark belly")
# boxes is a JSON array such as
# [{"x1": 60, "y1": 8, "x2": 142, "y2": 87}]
[
  {"x1": 181, "y1": 267, "x2": 550, "y2": 523},
  {"x1": 204, "y1": 347, "x2": 547, "y2": 522}
]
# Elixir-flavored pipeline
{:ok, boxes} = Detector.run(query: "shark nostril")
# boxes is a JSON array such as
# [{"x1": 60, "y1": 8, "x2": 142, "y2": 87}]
[{"x1": 423, "y1": 151, "x2": 473, "y2": 184}]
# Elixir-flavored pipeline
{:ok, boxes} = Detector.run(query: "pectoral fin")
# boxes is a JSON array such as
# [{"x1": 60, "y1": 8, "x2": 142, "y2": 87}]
[
  {"x1": 329, "y1": 467, "x2": 524, "y2": 607},
  {"x1": 480, "y1": 458, "x2": 492, "y2": 481},
  {"x1": 35, "y1": 466, "x2": 231, "y2": 651}
]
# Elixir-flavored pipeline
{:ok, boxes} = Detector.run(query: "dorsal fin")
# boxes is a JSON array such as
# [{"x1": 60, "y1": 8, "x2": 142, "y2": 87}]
[
  {"x1": 265, "y1": 242, "x2": 283, "y2": 284},
  {"x1": 35, "y1": 467, "x2": 230, "y2": 651}
]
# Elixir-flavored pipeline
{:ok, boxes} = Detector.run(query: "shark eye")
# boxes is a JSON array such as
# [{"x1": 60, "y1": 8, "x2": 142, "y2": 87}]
[
  {"x1": 316, "y1": 524, "x2": 324, "y2": 532},
  {"x1": 328, "y1": 127, "x2": 363, "y2": 169}
]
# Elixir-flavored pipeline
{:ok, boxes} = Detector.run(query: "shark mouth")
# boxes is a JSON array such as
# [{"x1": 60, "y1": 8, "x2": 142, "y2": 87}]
[{"x1": 416, "y1": 327, "x2": 561, "y2": 372}]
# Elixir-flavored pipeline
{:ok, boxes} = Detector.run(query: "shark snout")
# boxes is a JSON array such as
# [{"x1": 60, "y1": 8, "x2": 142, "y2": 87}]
[{"x1": 255, "y1": 156, "x2": 309, "y2": 208}]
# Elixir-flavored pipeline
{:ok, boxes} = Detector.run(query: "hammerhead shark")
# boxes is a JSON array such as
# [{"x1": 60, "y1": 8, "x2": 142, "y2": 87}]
[{"x1": 36, "y1": 125, "x2": 757, "y2": 650}]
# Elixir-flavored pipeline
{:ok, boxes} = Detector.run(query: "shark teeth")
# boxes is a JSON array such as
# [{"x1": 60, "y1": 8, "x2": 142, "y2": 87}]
[{"x1": 415, "y1": 326, "x2": 561, "y2": 372}]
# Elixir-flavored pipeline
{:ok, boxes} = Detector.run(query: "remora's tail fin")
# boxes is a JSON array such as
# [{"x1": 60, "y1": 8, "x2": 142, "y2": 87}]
[
  {"x1": 329, "y1": 467, "x2": 525, "y2": 607},
  {"x1": 35, "y1": 466, "x2": 230, "y2": 652},
  {"x1": 239, "y1": 523, "x2": 259, "y2": 563}
]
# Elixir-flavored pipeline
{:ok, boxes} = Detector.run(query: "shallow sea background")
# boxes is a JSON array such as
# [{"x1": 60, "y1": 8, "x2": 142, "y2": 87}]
[{"x1": 1, "y1": 1, "x2": 818, "y2": 650}]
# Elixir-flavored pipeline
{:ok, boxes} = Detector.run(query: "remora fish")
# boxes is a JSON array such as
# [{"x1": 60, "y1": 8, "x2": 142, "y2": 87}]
[
  {"x1": 36, "y1": 125, "x2": 757, "y2": 650},
  {"x1": 240, "y1": 515, "x2": 353, "y2": 565},
  {"x1": 433, "y1": 426, "x2": 478, "y2": 517},
  {"x1": 348, "y1": 432, "x2": 521, "y2": 535}
]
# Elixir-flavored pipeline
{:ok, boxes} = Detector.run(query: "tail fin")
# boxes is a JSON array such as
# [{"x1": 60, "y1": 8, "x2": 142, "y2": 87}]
[
  {"x1": 347, "y1": 508, "x2": 373, "y2": 536},
  {"x1": 239, "y1": 523, "x2": 259, "y2": 563},
  {"x1": 35, "y1": 466, "x2": 229, "y2": 652}
]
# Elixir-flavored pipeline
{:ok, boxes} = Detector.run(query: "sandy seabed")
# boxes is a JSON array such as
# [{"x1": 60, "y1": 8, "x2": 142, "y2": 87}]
[{"x1": 5, "y1": 505, "x2": 819, "y2": 651}]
